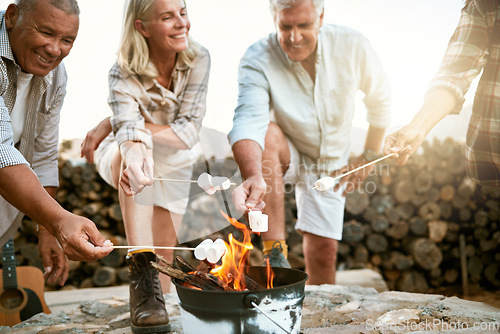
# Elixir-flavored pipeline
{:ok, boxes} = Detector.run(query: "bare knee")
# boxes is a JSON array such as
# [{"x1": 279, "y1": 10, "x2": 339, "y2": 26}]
[
  {"x1": 263, "y1": 122, "x2": 290, "y2": 174},
  {"x1": 304, "y1": 234, "x2": 338, "y2": 265}
]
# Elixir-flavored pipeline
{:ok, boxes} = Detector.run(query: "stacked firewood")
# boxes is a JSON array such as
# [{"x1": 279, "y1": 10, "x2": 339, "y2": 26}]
[
  {"x1": 335, "y1": 138, "x2": 500, "y2": 293},
  {"x1": 4, "y1": 137, "x2": 499, "y2": 295}
]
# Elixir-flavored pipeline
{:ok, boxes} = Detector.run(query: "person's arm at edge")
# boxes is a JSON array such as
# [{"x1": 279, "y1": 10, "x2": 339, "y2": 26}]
[{"x1": 384, "y1": 88, "x2": 456, "y2": 165}]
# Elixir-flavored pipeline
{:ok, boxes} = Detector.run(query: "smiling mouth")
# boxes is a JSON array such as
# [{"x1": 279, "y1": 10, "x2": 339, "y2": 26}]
[
  {"x1": 35, "y1": 51, "x2": 51, "y2": 64},
  {"x1": 171, "y1": 33, "x2": 186, "y2": 39}
]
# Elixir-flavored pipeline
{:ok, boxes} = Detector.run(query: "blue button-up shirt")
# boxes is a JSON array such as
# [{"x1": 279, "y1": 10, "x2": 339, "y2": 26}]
[{"x1": 229, "y1": 24, "x2": 391, "y2": 174}]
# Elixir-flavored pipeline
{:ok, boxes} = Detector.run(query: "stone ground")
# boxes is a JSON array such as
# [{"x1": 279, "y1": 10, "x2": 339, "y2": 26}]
[{"x1": 2, "y1": 269, "x2": 499, "y2": 334}]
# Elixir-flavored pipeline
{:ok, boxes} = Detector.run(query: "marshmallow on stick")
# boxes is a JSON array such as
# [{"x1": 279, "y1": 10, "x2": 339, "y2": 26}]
[
  {"x1": 197, "y1": 173, "x2": 233, "y2": 195},
  {"x1": 248, "y1": 210, "x2": 268, "y2": 233},
  {"x1": 153, "y1": 173, "x2": 235, "y2": 195},
  {"x1": 194, "y1": 238, "x2": 227, "y2": 263},
  {"x1": 314, "y1": 152, "x2": 398, "y2": 192}
]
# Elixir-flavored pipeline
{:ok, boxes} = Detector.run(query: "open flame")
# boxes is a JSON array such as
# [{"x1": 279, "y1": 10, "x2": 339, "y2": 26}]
[{"x1": 210, "y1": 210, "x2": 275, "y2": 290}]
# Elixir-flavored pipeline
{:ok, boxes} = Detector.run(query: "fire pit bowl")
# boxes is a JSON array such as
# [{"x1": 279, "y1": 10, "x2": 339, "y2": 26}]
[{"x1": 174, "y1": 266, "x2": 308, "y2": 334}]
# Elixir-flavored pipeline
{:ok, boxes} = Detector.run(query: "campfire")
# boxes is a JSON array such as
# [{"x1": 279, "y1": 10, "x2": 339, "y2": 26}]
[
  {"x1": 152, "y1": 211, "x2": 308, "y2": 334},
  {"x1": 152, "y1": 210, "x2": 274, "y2": 292}
]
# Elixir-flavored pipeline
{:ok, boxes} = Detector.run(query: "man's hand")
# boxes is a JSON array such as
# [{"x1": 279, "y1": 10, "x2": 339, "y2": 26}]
[
  {"x1": 384, "y1": 124, "x2": 422, "y2": 166},
  {"x1": 333, "y1": 154, "x2": 374, "y2": 196},
  {"x1": 80, "y1": 117, "x2": 112, "y2": 164},
  {"x1": 232, "y1": 175, "x2": 267, "y2": 213},
  {"x1": 53, "y1": 213, "x2": 113, "y2": 262},
  {"x1": 37, "y1": 227, "x2": 69, "y2": 286}
]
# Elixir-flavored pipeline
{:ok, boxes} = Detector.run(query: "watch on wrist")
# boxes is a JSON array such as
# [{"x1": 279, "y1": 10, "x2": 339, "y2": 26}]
[{"x1": 362, "y1": 149, "x2": 379, "y2": 161}]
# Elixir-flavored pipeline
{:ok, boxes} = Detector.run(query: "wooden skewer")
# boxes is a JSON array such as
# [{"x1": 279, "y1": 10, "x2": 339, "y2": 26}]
[
  {"x1": 112, "y1": 245, "x2": 196, "y2": 251},
  {"x1": 312, "y1": 152, "x2": 398, "y2": 189},
  {"x1": 152, "y1": 178, "x2": 197, "y2": 183},
  {"x1": 152, "y1": 177, "x2": 237, "y2": 186}
]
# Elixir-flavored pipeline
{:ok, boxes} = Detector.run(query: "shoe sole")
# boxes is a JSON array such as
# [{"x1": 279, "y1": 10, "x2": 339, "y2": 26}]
[{"x1": 131, "y1": 323, "x2": 171, "y2": 333}]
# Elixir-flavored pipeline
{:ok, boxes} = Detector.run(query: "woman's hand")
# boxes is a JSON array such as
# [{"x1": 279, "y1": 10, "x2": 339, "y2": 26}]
[{"x1": 81, "y1": 117, "x2": 112, "y2": 164}]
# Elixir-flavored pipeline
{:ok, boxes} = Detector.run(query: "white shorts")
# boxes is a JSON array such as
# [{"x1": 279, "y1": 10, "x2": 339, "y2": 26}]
[
  {"x1": 94, "y1": 135, "x2": 199, "y2": 215},
  {"x1": 283, "y1": 140, "x2": 346, "y2": 240}
]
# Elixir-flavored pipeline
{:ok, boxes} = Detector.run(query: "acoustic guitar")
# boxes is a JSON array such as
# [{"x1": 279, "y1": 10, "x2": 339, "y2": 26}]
[{"x1": 0, "y1": 238, "x2": 50, "y2": 326}]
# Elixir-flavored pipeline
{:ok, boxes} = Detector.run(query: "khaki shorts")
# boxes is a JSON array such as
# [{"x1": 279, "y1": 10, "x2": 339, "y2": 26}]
[
  {"x1": 283, "y1": 140, "x2": 346, "y2": 240},
  {"x1": 95, "y1": 134, "x2": 199, "y2": 215}
]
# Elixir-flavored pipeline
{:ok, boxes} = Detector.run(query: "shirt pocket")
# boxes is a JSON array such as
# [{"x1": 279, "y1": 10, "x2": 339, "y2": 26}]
[{"x1": 326, "y1": 81, "x2": 356, "y2": 127}]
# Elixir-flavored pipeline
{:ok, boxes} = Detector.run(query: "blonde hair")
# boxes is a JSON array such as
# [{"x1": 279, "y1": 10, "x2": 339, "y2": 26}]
[{"x1": 117, "y1": 0, "x2": 199, "y2": 77}]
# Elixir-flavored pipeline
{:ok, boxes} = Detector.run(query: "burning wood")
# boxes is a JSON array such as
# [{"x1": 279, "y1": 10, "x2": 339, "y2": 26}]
[{"x1": 152, "y1": 210, "x2": 272, "y2": 292}]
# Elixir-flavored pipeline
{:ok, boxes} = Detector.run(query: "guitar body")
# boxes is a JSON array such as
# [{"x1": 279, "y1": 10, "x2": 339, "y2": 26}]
[{"x1": 0, "y1": 266, "x2": 50, "y2": 327}]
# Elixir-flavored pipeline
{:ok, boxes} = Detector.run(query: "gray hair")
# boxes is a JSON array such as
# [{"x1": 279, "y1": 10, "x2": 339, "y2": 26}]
[
  {"x1": 16, "y1": 0, "x2": 80, "y2": 17},
  {"x1": 269, "y1": 0, "x2": 324, "y2": 17}
]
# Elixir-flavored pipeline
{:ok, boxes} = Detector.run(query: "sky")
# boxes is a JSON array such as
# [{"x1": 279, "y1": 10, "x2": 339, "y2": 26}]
[{"x1": 0, "y1": 0, "x2": 473, "y2": 142}]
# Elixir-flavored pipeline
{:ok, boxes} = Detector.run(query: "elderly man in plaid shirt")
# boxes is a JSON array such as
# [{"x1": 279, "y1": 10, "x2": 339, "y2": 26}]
[
  {"x1": 385, "y1": 0, "x2": 499, "y2": 187},
  {"x1": 0, "y1": 0, "x2": 112, "y2": 286}
]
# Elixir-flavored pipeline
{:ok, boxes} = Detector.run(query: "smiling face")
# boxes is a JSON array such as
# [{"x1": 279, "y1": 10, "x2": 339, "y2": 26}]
[
  {"x1": 5, "y1": 0, "x2": 79, "y2": 76},
  {"x1": 136, "y1": 0, "x2": 190, "y2": 56},
  {"x1": 274, "y1": 0, "x2": 323, "y2": 62}
]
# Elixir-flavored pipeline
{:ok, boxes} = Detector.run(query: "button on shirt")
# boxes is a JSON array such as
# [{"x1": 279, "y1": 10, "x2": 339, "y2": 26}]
[{"x1": 228, "y1": 24, "x2": 391, "y2": 174}]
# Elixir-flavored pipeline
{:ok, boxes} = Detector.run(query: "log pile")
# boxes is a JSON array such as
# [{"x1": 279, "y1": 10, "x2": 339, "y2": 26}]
[
  {"x1": 1, "y1": 137, "x2": 498, "y2": 296},
  {"x1": 334, "y1": 138, "x2": 500, "y2": 293}
]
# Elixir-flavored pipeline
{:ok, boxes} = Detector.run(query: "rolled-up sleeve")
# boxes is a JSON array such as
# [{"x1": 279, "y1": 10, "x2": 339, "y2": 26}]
[
  {"x1": 357, "y1": 36, "x2": 392, "y2": 129},
  {"x1": 427, "y1": 2, "x2": 489, "y2": 114},
  {"x1": 108, "y1": 67, "x2": 153, "y2": 150},
  {"x1": 0, "y1": 98, "x2": 28, "y2": 170},
  {"x1": 170, "y1": 48, "x2": 211, "y2": 149},
  {"x1": 228, "y1": 55, "x2": 271, "y2": 150}
]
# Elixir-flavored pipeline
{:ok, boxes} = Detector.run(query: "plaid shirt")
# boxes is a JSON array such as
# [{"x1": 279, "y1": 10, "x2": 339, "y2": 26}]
[
  {"x1": 428, "y1": 0, "x2": 500, "y2": 186},
  {"x1": 0, "y1": 11, "x2": 67, "y2": 246},
  {"x1": 108, "y1": 45, "x2": 210, "y2": 151}
]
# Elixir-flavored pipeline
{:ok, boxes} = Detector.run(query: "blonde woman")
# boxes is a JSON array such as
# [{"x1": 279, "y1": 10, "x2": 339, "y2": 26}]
[{"x1": 81, "y1": 0, "x2": 210, "y2": 332}]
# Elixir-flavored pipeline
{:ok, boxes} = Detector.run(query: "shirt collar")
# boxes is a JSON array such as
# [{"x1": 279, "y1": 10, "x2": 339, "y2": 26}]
[{"x1": 142, "y1": 54, "x2": 189, "y2": 91}]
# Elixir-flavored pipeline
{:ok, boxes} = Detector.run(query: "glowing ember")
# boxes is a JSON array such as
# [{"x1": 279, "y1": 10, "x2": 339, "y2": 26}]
[{"x1": 210, "y1": 210, "x2": 275, "y2": 291}]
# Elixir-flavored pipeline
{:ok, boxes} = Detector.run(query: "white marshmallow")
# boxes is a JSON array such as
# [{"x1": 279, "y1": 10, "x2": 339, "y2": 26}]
[
  {"x1": 251, "y1": 214, "x2": 268, "y2": 232},
  {"x1": 314, "y1": 176, "x2": 336, "y2": 192},
  {"x1": 211, "y1": 176, "x2": 232, "y2": 190},
  {"x1": 197, "y1": 173, "x2": 216, "y2": 195},
  {"x1": 194, "y1": 239, "x2": 214, "y2": 261},
  {"x1": 248, "y1": 211, "x2": 262, "y2": 230},
  {"x1": 206, "y1": 238, "x2": 226, "y2": 264}
]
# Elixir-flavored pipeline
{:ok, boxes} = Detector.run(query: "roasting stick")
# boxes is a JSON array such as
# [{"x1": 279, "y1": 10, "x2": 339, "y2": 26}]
[
  {"x1": 152, "y1": 177, "x2": 237, "y2": 186},
  {"x1": 313, "y1": 152, "x2": 398, "y2": 191},
  {"x1": 112, "y1": 245, "x2": 195, "y2": 251}
]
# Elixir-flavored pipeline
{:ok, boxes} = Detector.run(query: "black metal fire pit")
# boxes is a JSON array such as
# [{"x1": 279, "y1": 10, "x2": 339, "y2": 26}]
[{"x1": 174, "y1": 266, "x2": 308, "y2": 334}]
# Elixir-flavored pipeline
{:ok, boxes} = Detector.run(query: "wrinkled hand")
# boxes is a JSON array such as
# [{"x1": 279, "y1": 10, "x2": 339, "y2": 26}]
[
  {"x1": 53, "y1": 213, "x2": 113, "y2": 262},
  {"x1": 333, "y1": 155, "x2": 374, "y2": 196},
  {"x1": 384, "y1": 124, "x2": 423, "y2": 166},
  {"x1": 80, "y1": 117, "x2": 112, "y2": 164},
  {"x1": 119, "y1": 156, "x2": 154, "y2": 196},
  {"x1": 37, "y1": 228, "x2": 69, "y2": 286},
  {"x1": 232, "y1": 175, "x2": 266, "y2": 213}
]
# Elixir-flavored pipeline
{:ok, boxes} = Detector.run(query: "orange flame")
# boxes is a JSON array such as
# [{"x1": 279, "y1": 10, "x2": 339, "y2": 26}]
[{"x1": 209, "y1": 210, "x2": 275, "y2": 291}]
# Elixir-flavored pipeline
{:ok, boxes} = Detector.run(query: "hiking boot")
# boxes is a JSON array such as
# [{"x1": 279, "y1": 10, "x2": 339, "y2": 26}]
[
  {"x1": 263, "y1": 241, "x2": 291, "y2": 268},
  {"x1": 127, "y1": 251, "x2": 170, "y2": 333}
]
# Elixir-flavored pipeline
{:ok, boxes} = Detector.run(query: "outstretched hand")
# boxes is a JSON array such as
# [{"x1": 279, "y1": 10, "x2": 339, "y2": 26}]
[
  {"x1": 232, "y1": 176, "x2": 266, "y2": 213},
  {"x1": 53, "y1": 213, "x2": 113, "y2": 262},
  {"x1": 384, "y1": 124, "x2": 423, "y2": 166}
]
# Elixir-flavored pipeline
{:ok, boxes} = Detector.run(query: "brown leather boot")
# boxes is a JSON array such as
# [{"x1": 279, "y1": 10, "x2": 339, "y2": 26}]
[{"x1": 127, "y1": 251, "x2": 170, "y2": 333}]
